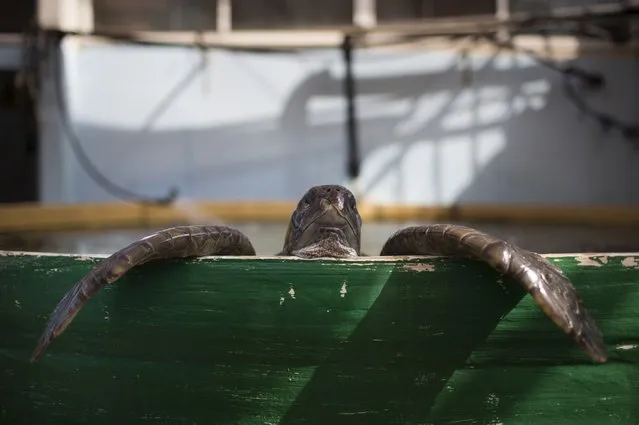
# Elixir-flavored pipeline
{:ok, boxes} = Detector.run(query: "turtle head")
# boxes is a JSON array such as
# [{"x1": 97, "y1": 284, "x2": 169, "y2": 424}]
[{"x1": 283, "y1": 185, "x2": 362, "y2": 258}]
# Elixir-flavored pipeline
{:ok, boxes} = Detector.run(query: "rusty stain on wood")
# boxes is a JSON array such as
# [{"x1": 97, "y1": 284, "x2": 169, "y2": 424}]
[{"x1": 403, "y1": 263, "x2": 435, "y2": 272}]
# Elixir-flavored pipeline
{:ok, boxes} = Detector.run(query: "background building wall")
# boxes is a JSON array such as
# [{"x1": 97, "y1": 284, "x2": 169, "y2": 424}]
[{"x1": 38, "y1": 37, "x2": 639, "y2": 205}]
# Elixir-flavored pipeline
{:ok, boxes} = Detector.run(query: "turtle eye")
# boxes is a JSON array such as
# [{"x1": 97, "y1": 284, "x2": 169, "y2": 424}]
[
  {"x1": 292, "y1": 208, "x2": 306, "y2": 228},
  {"x1": 292, "y1": 212, "x2": 301, "y2": 228}
]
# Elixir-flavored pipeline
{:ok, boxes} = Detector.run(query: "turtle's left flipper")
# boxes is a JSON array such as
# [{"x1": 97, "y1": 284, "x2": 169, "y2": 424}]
[
  {"x1": 31, "y1": 225, "x2": 256, "y2": 363},
  {"x1": 380, "y1": 224, "x2": 608, "y2": 363}
]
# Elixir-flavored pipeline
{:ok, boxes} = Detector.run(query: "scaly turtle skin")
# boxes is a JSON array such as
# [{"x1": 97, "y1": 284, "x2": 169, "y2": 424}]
[{"x1": 30, "y1": 184, "x2": 608, "y2": 363}]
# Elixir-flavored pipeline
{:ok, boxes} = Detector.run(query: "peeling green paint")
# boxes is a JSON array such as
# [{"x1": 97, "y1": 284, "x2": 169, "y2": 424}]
[{"x1": 0, "y1": 252, "x2": 637, "y2": 424}]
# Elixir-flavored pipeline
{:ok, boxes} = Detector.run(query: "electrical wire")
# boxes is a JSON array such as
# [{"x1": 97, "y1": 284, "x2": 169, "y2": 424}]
[
  {"x1": 480, "y1": 34, "x2": 639, "y2": 141},
  {"x1": 18, "y1": 9, "x2": 639, "y2": 199},
  {"x1": 348, "y1": 15, "x2": 639, "y2": 143},
  {"x1": 20, "y1": 25, "x2": 179, "y2": 205}
]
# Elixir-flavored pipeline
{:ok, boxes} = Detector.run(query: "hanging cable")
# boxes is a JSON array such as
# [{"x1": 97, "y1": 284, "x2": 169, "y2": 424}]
[
  {"x1": 21, "y1": 9, "x2": 639, "y2": 189},
  {"x1": 21, "y1": 25, "x2": 179, "y2": 205},
  {"x1": 481, "y1": 33, "x2": 639, "y2": 142}
]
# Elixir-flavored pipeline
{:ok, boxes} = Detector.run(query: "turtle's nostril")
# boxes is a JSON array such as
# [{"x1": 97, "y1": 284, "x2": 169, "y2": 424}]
[{"x1": 320, "y1": 187, "x2": 345, "y2": 209}]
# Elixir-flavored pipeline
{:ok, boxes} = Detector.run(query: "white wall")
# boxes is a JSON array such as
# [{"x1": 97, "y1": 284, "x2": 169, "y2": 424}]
[{"x1": 39, "y1": 36, "x2": 639, "y2": 205}]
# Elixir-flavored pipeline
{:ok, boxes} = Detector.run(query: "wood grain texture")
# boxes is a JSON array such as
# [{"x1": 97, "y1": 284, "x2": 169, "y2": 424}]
[{"x1": 0, "y1": 252, "x2": 637, "y2": 424}]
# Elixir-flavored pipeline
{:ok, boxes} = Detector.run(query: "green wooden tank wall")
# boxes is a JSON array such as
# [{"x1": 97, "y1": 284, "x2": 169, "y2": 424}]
[{"x1": 1, "y1": 252, "x2": 638, "y2": 424}]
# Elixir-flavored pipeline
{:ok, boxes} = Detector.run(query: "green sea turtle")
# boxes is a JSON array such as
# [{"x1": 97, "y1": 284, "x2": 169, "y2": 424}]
[{"x1": 30, "y1": 184, "x2": 608, "y2": 363}]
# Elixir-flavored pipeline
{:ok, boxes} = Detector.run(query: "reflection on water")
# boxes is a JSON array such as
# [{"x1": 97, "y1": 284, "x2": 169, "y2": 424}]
[{"x1": 1, "y1": 222, "x2": 638, "y2": 255}]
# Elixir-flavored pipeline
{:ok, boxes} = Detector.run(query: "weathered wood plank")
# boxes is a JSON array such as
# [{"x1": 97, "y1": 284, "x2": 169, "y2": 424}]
[{"x1": 0, "y1": 252, "x2": 637, "y2": 424}]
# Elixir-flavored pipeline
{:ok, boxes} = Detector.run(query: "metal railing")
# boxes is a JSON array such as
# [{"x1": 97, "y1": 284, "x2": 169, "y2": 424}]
[{"x1": 36, "y1": 0, "x2": 639, "y2": 48}]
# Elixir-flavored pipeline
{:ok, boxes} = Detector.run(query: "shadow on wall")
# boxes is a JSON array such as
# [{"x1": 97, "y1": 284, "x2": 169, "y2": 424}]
[{"x1": 54, "y1": 43, "x2": 639, "y2": 205}]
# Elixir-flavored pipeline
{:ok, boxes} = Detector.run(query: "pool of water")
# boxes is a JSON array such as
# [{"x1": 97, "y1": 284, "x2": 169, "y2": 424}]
[{"x1": 1, "y1": 221, "x2": 637, "y2": 255}]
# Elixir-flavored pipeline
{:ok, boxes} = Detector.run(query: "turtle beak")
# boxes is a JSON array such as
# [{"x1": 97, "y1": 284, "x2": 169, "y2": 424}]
[
  {"x1": 315, "y1": 199, "x2": 346, "y2": 226},
  {"x1": 319, "y1": 196, "x2": 342, "y2": 213},
  {"x1": 315, "y1": 189, "x2": 349, "y2": 226}
]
